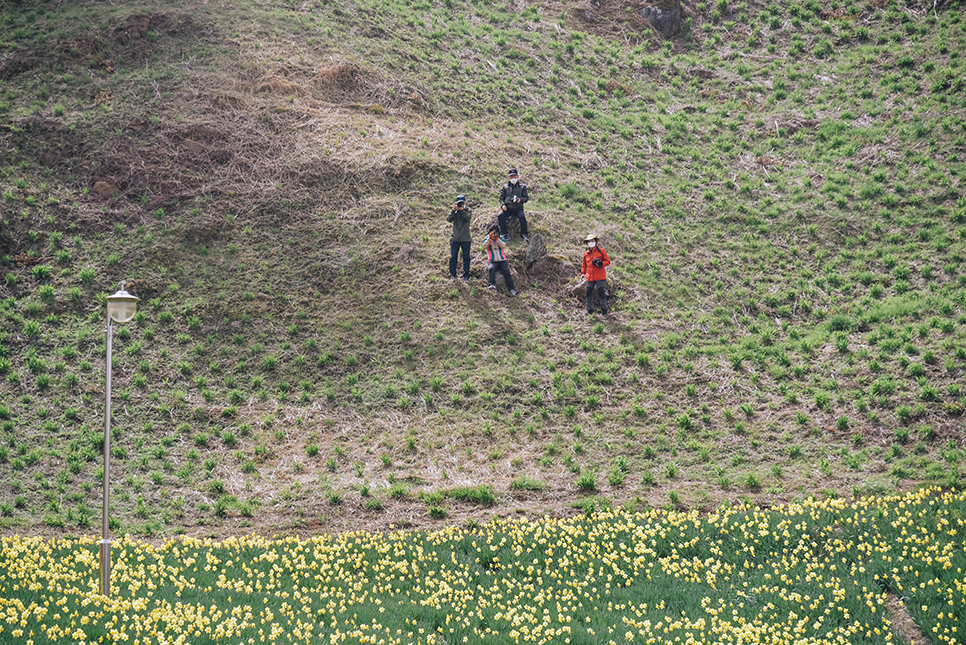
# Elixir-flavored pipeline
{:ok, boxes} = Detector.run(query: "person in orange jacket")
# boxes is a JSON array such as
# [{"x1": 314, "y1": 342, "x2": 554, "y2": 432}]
[{"x1": 581, "y1": 233, "x2": 610, "y2": 315}]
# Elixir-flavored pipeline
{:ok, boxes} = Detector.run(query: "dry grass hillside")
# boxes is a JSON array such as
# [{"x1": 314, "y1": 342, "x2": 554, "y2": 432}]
[{"x1": 0, "y1": 0, "x2": 964, "y2": 537}]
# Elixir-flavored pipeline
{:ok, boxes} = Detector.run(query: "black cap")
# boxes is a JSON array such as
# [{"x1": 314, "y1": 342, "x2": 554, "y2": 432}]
[
  {"x1": 508, "y1": 168, "x2": 518, "y2": 176},
  {"x1": 455, "y1": 194, "x2": 466, "y2": 203}
]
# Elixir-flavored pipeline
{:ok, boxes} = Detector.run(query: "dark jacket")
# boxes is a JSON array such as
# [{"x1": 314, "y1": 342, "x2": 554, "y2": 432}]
[
  {"x1": 500, "y1": 182, "x2": 529, "y2": 212},
  {"x1": 447, "y1": 207, "x2": 473, "y2": 242}
]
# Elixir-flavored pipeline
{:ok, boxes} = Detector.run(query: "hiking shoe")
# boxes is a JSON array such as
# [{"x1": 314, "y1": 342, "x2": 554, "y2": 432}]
[
  {"x1": 601, "y1": 309, "x2": 609, "y2": 315},
  {"x1": 522, "y1": 234, "x2": 529, "y2": 242},
  {"x1": 463, "y1": 277, "x2": 471, "y2": 283},
  {"x1": 586, "y1": 310, "x2": 595, "y2": 315},
  {"x1": 500, "y1": 235, "x2": 506, "y2": 243},
  {"x1": 510, "y1": 289, "x2": 516, "y2": 296},
  {"x1": 450, "y1": 276, "x2": 458, "y2": 281},
  {"x1": 487, "y1": 284, "x2": 496, "y2": 290}
]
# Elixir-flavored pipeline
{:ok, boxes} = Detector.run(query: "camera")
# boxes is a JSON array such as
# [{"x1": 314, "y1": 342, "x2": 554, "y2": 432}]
[{"x1": 592, "y1": 258, "x2": 603, "y2": 268}]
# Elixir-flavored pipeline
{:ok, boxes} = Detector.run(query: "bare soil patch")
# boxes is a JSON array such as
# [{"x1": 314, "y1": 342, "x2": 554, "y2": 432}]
[{"x1": 885, "y1": 592, "x2": 928, "y2": 645}]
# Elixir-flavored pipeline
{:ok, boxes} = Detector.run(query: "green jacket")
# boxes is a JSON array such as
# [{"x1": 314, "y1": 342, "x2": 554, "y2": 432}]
[{"x1": 447, "y1": 207, "x2": 473, "y2": 242}]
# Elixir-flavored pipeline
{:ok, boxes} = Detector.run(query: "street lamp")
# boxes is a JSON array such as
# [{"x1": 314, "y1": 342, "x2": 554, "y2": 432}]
[{"x1": 101, "y1": 282, "x2": 139, "y2": 597}]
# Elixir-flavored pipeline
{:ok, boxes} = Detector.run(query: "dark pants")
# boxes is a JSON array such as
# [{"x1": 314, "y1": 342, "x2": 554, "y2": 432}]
[
  {"x1": 498, "y1": 209, "x2": 528, "y2": 238},
  {"x1": 488, "y1": 261, "x2": 515, "y2": 290},
  {"x1": 586, "y1": 280, "x2": 607, "y2": 312},
  {"x1": 450, "y1": 241, "x2": 470, "y2": 278}
]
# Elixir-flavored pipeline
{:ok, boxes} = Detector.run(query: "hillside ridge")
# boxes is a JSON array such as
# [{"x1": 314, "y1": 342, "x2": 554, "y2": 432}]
[{"x1": 0, "y1": 0, "x2": 963, "y2": 537}]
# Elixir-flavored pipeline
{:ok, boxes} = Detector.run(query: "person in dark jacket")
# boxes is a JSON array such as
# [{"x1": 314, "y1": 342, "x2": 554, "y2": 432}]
[
  {"x1": 498, "y1": 168, "x2": 529, "y2": 243},
  {"x1": 581, "y1": 233, "x2": 611, "y2": 315},
  {"x1": 447, "y1": 195, "x2": 473, "y2": 281}
]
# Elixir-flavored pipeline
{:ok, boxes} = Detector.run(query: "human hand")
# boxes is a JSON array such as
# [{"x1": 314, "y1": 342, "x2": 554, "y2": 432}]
[{"x1": 502, "y1": 205, "x2": 507, "y2": 211}]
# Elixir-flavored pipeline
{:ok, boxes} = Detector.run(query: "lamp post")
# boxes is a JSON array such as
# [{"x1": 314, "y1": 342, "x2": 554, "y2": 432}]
[{"x1": 101, "y1": 283, "x2": 139, "y2": 597}]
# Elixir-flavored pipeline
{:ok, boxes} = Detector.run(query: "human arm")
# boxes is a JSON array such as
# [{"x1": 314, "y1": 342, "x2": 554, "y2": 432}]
[
  {"x1": 600, "y1": 248, "x2": 611, "y2": 268},
  {"x1": 519, "y1": 185, "x2": 529, "y2": 205},
  {"x1": 446, "y1": 208, "x2": 457, "y2": 223}
]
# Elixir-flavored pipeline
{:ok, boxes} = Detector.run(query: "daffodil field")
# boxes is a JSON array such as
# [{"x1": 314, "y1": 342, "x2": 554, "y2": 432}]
[{"x1": 0, "y1": 488, "x2": 963, "y2": 645}]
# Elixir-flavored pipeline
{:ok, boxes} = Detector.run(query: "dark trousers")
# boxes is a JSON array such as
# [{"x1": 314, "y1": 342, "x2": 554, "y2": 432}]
[
  {"x1": 586, "y1": 280, "x2": 607, "y2": 312},
  {"x1": 488, "y1": 260, "x2": 515, "y2": 290},
  {"x1": 498, "y1": 209, "x2": 528, "y2": 238},
  {"x1": 449, "y1": 241, "x2": 470, "y2": 278}
]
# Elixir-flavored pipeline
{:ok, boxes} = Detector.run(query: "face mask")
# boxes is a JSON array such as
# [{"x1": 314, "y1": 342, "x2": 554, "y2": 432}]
[
  {"x1": 587, "y1": 240, "x2": 596, "y2": 249},
  {"x1": 510, "y1": 178, "x2": 519, "y2": 184}
]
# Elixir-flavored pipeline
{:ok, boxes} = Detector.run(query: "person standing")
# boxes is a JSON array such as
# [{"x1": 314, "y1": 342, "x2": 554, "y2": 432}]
[
  {"x1": 484, "y1": 225, "x2": 516, "y2": 295},
  {"x1": 447, "y1": 195, "x2": 473, "y2": 282},
  {"x1": 499, "y1": 168, "x2": 530, "y2": 243},
  {"x1": 581, "y1": 234, "x2": 610, "y2": 315}
]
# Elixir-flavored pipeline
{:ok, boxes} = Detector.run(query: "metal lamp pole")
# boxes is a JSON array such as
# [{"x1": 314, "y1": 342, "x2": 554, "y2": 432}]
[{"x1": 101, "y1": 283, "x2": 139, "y2": 597}]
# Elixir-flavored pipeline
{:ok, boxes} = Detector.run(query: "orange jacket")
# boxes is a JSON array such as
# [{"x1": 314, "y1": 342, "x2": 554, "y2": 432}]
[{"x1": 582, "y1": 246, "x2": 610, "y2": 282}]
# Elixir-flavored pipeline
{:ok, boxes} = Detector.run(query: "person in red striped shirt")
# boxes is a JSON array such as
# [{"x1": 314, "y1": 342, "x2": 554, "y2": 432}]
[{"x1": 483, "y1": 225, "x2": 516, "y2": 295}]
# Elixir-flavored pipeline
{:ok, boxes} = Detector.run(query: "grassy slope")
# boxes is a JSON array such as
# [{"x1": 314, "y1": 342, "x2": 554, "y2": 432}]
[{"x1": 0, "y1": 0, "x2": 964, "y2": 537}]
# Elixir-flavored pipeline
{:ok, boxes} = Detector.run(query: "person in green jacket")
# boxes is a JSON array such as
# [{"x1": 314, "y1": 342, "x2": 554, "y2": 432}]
[{"x1": 447, "y1": 194, "x2": 473, "y2": 282}]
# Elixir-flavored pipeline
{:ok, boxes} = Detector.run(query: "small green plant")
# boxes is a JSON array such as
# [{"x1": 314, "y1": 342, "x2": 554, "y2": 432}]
[
  {"x1": 576, "y1": 471, "x2": 597, "y2": 492},
  {"x1": 607, "y1": 464, "x2": 626, "y2": 487},
  {"x1": 31, "y1": 265, "x2": 52, "y2": 281},
  {"x1": 510, "y1": 476, "x2": 547, "y2": 492},
  {"x1": 447, "y1": 485, "x2": 496, "y2": 505}
]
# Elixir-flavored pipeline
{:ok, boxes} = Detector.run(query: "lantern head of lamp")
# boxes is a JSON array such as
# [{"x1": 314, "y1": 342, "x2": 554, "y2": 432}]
[{"x1": 106, "y1": 288, "x2": 139, "y2": 323}]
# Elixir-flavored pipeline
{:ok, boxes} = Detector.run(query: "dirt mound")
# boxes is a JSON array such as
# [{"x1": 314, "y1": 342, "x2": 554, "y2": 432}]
[
  {"x1": 5, "y1": 116, "x2": 81, "y2": 172},
  {"x1": 246, "y1": 63, "x2": 373, "y2": 101},
  {"x1": 288, "y1": 153, "x2": 443, "y2": 202},
  {"x1": 0, "y1": 13, "x2": 196, "y2": 81},
  {"x1": 4, "y1": 120, "x2": 237, "y2": 215},
  {"x1": 0, "y1": 51, "x2": 37, "y2": 80},
  {"x1": 315, "y1": 63, "x2": 368, "y2": 102},
  {"x1": 572, "y1": 0, "x2": 689, "y2": 39},
  {"x1": 110, "y1": 13, "x2": 194, "y2": 42},
  {"x1": 238, "y1": 59, "x2": 430, "y2": 113}
]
